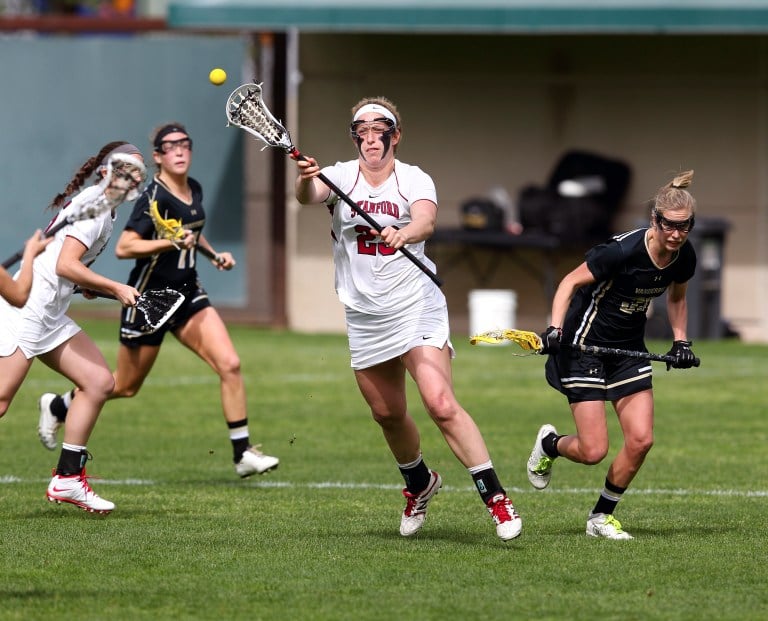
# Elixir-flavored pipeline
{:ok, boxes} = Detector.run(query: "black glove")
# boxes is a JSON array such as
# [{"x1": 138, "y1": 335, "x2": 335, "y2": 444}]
[
  {"x1": 540, "y1": 326, "x2": 562, "y2": 355},
  {"x1": 666, "y1": 339, "x2": 696, "y2": 370}
]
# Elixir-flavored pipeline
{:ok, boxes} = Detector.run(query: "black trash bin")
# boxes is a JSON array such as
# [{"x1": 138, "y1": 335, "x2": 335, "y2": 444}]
[
  {"x1": 687, "y1": 217, "x2": 730, "y2": 339},
  {"x1": 646, "y1": 216, "x2": 731, "y2": 340}
]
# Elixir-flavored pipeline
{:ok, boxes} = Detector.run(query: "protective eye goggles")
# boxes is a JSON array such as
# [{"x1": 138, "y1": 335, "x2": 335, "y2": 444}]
[
  {"x1": 155, "y1": 138, "x2": 193, "y2": 154},
  {"x1": 349, "y1": 118, "x2": 396, "y2": 139},
  {"x1": 654, "y1": 210, "x2": 695, "y2": 233}
]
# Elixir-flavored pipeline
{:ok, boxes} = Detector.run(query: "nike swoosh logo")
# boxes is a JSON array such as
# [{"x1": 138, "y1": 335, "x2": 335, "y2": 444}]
[
  {"x1": 422, "y1": 336, "x2": 430, "y2": 340},
  {"x1": 50, "y1": 486, "x2": 73, "y2": 493}
]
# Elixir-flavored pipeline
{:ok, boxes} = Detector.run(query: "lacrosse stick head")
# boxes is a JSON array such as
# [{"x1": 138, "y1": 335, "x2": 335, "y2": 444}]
[
  {"x1": 470, "y1": 329, "x2": 544, "y2": 355},
  {"x1": 99, "y1": 153, "x2": 147, "y2": 206},
  {"x1": 225, "y1": 82, "x2": 294, "y2": 152},
  {"x1": 147, "y1": 199, "x2": 185, "y2": 245},
  {"x1": 135, "y1": 288, "x2": 185, "y2": 331}
]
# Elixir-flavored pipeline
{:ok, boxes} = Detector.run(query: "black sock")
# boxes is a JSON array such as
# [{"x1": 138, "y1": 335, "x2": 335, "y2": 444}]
[
  {"x1": 592, "y1": 478, "x2": 627, "y2": 515},
  {"x1": 471, "y1": 468, "x2": 504, "y2": 504},
  {"x1": 542, "y1": 432, "x2": 562, "y2": 458},
  {"x1": 227, "y1": 419, "x2": 250, "y2": 463},
  {"x1": 398, "y1": 458, "x2": 431, "y2": 494},
  {"x1": 50, "y1": 392, "x2": 71, "y2": 423},
  {"x1": 56, "y1": 448, "x2": 87, "y2": 476}
]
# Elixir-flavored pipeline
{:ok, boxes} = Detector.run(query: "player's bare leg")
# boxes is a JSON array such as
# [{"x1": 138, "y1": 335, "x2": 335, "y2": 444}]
[
  {"x1": 111, "y1": 343, "x2": 162, "y2": 399},
  {"x1": 356, "y1": 359, "x2": 441, "y2": 536},
  {"x1": 609, "y1": 390, "x2": 654, "y2": 489},
  {"x1": 0, "y1": 349, "x2": 33, "y2": 418},
  {"x1": 403, "y1": 345, "x2": 490, "y2": 467},
  {"x1": 175, "y1": 306, "x2": 277, "y2": 476},
  {"x1": 39, "y1": 332, "x2": 115, "y2": 513}
]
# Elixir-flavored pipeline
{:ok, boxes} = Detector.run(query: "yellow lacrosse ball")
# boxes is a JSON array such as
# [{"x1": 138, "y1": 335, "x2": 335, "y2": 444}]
[{"x1": 209, "y1": 68, "x2": 227, "y2": 86}]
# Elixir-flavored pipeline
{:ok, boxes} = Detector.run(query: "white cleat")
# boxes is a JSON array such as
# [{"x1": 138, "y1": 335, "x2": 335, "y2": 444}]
[
  {"x1": 527, "y1": 424, "x2": 557, "y2": 490},
  {"x1": 46, "y1": 470, "x2": 115, "y2": 514},
  {"x1": 486, "y1": 493, "x2": 522, "y2": 541},
  {"x1": 586, "y1": 513, "x2": 634, "y2": 540},
  {"x1": 235, "y1": 446, "x2": 279, "y2": 478},
  {"x1": 399, "y1": 470, "x2": 442, "y2": 537},
  {"x1": 38, "y1": 393, "x2": 61, "y2": 451}
]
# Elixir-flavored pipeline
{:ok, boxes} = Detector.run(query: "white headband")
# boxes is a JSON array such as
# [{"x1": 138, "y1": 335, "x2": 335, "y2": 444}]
[{"x1": 353, "y1": 104, "x2": 397, "y2": 124}]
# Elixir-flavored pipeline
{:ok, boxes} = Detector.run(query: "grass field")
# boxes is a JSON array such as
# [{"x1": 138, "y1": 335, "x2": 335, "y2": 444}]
[{"x1": 1, "y1": 320, "x2": 766, "y2": 620}]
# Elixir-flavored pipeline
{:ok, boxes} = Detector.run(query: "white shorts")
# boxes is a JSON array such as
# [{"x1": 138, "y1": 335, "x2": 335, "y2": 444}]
[
  {"x1": 345, "y1": 299, "x2": 455, "y2": 370},
  {"x1": 0, "y1": 301, "x2": 81, "y2": 359}
]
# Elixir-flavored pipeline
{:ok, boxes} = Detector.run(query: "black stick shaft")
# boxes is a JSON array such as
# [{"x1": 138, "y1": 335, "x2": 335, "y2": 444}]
[
  {"x1": 575, "y1": 343, "x2": 701, "y2": 367},
  {"x1": 75, "y1": 288, "x2": 116, "y2": 300},
  {"x1": 290, "y1": 149, "x2": 443, "y2": 288},
  {"x1": 196, "y1": 244, "x2": 225, "y2": 265}
]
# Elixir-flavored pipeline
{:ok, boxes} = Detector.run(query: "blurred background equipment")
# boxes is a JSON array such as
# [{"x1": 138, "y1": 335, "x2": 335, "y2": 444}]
[{"x1": 517, "y1": 149, "x2": 632, "y2": 245}]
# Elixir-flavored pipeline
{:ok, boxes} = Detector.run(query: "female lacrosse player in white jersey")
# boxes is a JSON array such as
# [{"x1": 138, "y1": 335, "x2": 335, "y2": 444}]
[
  {"x1": 527, "y1": 170, "x2": 699, "y2": 539},
  {"x1": 38, "y1": 123, "x2": 279, "y2": 479},
  {"x1": 0, "y1": 141, "x2": 145, "y2": 514},
  {"x1": 295, "y1": 97, "x2": 521, "y2": 541},
  {"x1": 0, "y1": 230, "x2": 52, "y2": 306}
]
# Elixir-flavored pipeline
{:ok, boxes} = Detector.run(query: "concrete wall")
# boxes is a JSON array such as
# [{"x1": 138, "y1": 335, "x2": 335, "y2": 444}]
[{"x1": 287, "y1": 34, "x2": 768, "y2": 342}]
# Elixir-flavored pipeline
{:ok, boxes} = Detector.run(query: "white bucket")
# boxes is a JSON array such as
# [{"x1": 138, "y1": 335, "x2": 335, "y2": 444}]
[{"x1": 468, "y1": 289, "x2": 517, "y2": 343}]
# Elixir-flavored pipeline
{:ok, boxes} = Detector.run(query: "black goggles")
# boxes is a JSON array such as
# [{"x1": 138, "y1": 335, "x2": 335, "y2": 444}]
[
  {"x1": 654, "y1": 211, "x2": 695, "y2": 233},
  {"x1": 155, "y1": 137, "x2": 193, "y2": 154}
]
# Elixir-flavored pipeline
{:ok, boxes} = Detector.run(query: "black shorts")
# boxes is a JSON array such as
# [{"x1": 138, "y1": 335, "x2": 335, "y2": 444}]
[
  {"x1": 119, "y1": 282, "x2": 211, "y2": 347},
  {"x1": 545, "y1": 347, "x2": 653, "y2": 404}
]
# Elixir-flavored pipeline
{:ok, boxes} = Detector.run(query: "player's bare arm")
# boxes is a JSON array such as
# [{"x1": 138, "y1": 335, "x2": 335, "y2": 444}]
[
  {"x1": 56, "y1": 236, "x2": 138, "y2": 304},
  {"x1": 115, "y1": 229, "x2": 194, "y2": 260},
  {"x1": 550, "y1": 262, "x2": 595, "y2": 327},
  {"x1": 666, "y1": 280, "x2": 690, "y2": 341},
  {"x1": 376, "y1": 199, "x2": 437, "y2": 250},
  {"x1": 0, "y1": 230, "x2": 52, "y2": 307},
  {"x1": 198, "y1": 233, "x2": 235, "y2": 269},
  {"x1": 295, "y1": 157, "x2": 331, "y2": 205}
]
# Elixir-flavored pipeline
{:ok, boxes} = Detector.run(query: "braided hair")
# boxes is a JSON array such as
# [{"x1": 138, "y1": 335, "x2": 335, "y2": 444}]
[{"x1": 49, "y1": 141, "x2": 130, "y2": 210}]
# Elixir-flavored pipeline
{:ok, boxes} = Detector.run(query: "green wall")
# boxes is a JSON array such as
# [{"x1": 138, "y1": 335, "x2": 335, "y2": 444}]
[{"x1": 0, "y1": 33, "x2": 249, "y2": 305}]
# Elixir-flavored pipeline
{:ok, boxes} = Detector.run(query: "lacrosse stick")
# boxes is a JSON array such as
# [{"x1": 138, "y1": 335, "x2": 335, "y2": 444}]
[
  {"x1": 76, "y1": 287, "x2": 185, "y2": 332},
  {"x1": 2, "y1": 153, "x2": 147, "y2": 270},
  {"x1": 576, "y1": 343, "x2": 700, "y2": 367},
  {"x1": 146, "y1": 195, "x2": 225, "y2": 266},
  {"x1": 470, "y1": 328, "x2": 701, "y2": 366},
  {"x1": 470, "y1": 329, "x2": 544, "y2": 355},
  {"x1": 225, "y1": 82, "x2": 443, "y2": 287}
]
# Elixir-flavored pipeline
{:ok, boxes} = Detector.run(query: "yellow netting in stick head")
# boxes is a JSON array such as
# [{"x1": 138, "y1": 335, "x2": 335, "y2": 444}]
[
  {"x1": 147, "y1": 200, "x2": 185, "y2": 245},
  {"x1": 469, "y1": 329, "x2": 543, "y2": 353}
]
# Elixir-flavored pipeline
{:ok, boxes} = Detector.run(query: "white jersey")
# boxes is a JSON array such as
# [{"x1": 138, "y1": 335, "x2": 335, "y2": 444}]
[
  {"x1": 0, "y1": 185, "x2": 115, "y2": 357},
  {"x1": 322, "y1": 159, "x2": 442, "y2": 314}
]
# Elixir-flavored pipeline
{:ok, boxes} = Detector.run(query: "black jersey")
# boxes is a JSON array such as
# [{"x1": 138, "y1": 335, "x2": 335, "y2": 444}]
[
  {"x1": 123, "y1": 177, "x2": 206, "y2": 294},
  {"x1": 563, "y1": 228, "x2": 697, "y2": 349}
]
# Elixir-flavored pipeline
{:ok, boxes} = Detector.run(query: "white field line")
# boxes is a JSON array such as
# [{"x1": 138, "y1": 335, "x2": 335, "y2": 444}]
[
  {"x1": 21, "y1": 376, "x2": 220, "y2": 389},
  {"x1": 1, "y1": 475, "x2": 766, "y2": 497},
  {"x1": 22, "y1": 373, "x2": 337, "y2": 389}
]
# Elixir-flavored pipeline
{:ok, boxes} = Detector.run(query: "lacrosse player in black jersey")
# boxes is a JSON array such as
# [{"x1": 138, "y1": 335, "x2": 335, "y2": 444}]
[
  {"x1": 38, "y1": 123, "x2": 279, "y2": 479},
  {"x1": 526, "y1": 170, "x2": 699, "y2": 539}
]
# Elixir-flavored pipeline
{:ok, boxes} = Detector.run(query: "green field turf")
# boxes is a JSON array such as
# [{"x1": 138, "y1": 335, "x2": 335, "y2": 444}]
[{"x1": 1, "y1": 321, "x2": 766, "y2": 620}]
